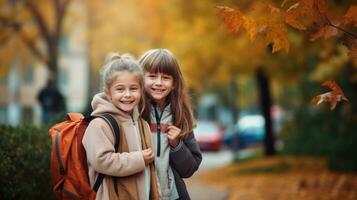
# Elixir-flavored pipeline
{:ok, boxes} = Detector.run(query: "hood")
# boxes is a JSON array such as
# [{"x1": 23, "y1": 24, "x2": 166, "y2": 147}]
[{"x1": 91, "y1": 92, "x2": 140, "y2": 122}]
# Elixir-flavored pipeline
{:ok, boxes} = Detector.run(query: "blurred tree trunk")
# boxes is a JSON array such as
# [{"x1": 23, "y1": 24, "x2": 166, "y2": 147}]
[
  {"x1": 256, "y1": 67, "x2": 276, "y2": 156},
  {"x1": 0, "y1": 0, "x2": 72, "y2": 83}
]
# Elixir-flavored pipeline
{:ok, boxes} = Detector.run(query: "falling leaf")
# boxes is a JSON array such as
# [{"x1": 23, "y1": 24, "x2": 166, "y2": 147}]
[{"x1": 312, "y1": 80, "x2": 349, "y2": 110}]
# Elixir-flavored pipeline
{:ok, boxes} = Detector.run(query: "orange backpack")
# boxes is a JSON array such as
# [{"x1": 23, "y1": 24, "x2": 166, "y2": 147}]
[{"x1": 49, "y1": 113, "x2": 120, "y2": 200}]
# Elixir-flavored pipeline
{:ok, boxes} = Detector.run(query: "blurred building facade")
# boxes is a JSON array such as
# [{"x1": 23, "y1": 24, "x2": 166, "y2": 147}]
[{"x1": 0, "y1": 2, "x2": 88, "y2": 126}]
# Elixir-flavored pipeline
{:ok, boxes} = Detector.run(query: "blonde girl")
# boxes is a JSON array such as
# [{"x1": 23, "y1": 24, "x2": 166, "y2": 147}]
[
  {"x1": 82, "y1": 53, "x2": 160, "y2": 200},
  {"x1": 139, "y1": 49, "x2": 202, "y2": 200}
]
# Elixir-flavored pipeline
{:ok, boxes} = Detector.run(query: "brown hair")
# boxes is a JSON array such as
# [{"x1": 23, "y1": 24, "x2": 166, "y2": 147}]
[{"x1": 139, "y1": 49, "x2": 195, "y2": 139}]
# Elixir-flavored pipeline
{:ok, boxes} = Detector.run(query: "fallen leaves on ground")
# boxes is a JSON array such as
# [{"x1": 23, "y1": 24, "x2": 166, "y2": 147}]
[{"x1": 198, "y1": 156, "x2": 357, "y2": 200}]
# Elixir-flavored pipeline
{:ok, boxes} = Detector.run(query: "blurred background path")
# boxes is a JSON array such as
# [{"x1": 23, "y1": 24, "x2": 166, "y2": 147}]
[
  {"x1": 186, "y1": 148, "x2": 260, "y2": 200},
  {"x1": 186, "y1": 149, "x2": 234, "y2": 200}
]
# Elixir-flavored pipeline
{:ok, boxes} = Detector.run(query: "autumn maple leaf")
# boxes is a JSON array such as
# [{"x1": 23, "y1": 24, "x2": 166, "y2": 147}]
[{"x1": 312, "y1": 80, "x2": 349, "y2": 110}]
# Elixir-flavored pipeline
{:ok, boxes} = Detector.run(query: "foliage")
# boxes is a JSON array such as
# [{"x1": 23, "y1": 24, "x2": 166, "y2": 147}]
[
  {"x1": 281, "y1": 63, "x2": 357, "y2": 171},
  {"x1": 0, "y1": 125, "x2": 54, "y2": 199},
  {"x1": 86, "y1": 0, "x2": 269, "y2": 92},
  {"x1": 0, "y1": 0, "x2": 72, "y2": 78},
  {"x1": 217, "y1": 0, "x2": 357, "y2": 56}
]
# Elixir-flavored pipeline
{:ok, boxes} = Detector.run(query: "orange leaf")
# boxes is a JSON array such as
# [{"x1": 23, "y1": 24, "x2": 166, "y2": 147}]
[
  {"x1": 286, "y1": 2, "x2": 300, "y2": 12},
  {"x1": 264, "y1": 23, "x2": 290, "y2": 53},
  {"x1": 309, "y1": 21, "x2": 338, "y2": 41},
  {"x1": 216, "y1": 6, "x2": 244, "y2": 33},
  {"x1": 285, "y1": 12, "x2": 306, "y2": 30},
  {"x1": 315, "y1": 0, "x2": 328, "y2": 14},
  {"x1": 312, "y1": 80, "x2": 349, "y2": 110},
  {"x1": 343, "y1": 5, "x2": 357, "y2": 27}
]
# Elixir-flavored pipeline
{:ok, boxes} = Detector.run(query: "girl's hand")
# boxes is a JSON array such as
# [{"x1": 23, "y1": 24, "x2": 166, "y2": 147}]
[
  {"x1": 142, "y1": 148, "x2": 154, "y2": 165},
  {"x1": 167, "y1": 125, "x2": 181, "y2": 147}
]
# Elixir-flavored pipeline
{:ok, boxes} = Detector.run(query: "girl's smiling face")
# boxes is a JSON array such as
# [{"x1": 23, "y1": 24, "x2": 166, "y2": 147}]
[
  {"x1": 144, "y1": 72, "x2": 174, "y2": 107},
  {"x1": 105, "y1": 71, "x2": 142, "y2": 113}
]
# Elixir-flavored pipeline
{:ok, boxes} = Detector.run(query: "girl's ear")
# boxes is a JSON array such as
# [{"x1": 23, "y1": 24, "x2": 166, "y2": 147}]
[{"x1": 104, "y1": 88, "x2": 112, "y2": 100}]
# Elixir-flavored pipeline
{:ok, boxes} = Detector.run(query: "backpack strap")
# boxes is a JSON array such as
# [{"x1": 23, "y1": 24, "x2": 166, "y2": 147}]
[{"x1": 90, "y1": 114, "x2": 120, "y2": 196}]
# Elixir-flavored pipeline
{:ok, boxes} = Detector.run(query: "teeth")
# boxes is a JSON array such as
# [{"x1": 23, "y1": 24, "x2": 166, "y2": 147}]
[
  {"x1": 153, "y1": 88, "x2": 164, "y2": 92},
  {"x1": 121, "y1": 101, "x2": 133, "y2": 104}
]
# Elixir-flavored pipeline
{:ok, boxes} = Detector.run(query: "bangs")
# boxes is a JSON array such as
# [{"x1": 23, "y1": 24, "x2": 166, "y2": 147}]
[{"x1": 142, "y1": 49, "x2": 178, "y2": 77}]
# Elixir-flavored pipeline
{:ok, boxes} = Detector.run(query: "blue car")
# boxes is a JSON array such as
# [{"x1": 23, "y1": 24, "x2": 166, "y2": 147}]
[{"x1": 223, "y1": 115, "x2": 265, "y2": 149}]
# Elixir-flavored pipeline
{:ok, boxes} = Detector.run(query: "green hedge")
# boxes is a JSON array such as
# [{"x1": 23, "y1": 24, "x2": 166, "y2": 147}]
[
  {"x1": 0, "y1": 125, "x2": 55, "y2": 200},
  {"x1": 281, "y1": 108, "x2": 357, "y2": 172}
]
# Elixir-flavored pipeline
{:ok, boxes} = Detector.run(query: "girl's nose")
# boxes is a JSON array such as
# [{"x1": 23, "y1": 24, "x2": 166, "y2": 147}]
[
  {"x1": 123, "y1": 89, "x2": 131, "y2": 97},
  {"x1": 154, "y1": 76, "x2": 163, "y2": 85}
]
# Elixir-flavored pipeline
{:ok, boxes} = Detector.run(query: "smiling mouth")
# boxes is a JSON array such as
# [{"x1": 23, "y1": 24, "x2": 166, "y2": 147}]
[
  {"x1": 120, "y1": 100, "x2": 135, "y2": 104},
  {"x1": 152, "y1": 88, "x2": 165, "y2": 92}
]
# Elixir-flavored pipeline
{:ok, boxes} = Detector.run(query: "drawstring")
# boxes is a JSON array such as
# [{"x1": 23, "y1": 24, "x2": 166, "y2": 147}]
[{"x1": 153, "y1": 102, "x2": 167, "y2": 157}]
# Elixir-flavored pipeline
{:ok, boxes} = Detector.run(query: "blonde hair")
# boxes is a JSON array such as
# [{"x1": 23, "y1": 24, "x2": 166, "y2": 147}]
[
  {"x1": 139, "y1": 49, "x2": 196, "y2": 139},
  {"x1": 101, "y1": 52, "x2": 145, "y2": 113}
]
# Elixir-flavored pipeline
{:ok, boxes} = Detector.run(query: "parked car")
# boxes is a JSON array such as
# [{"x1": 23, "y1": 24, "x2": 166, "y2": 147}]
[
  {"x1": 194, "y1": 120, "x2": 223, "y2": 151},
  {"x1": 224, "y1": 115, "x2": 265, "y2": 149}
]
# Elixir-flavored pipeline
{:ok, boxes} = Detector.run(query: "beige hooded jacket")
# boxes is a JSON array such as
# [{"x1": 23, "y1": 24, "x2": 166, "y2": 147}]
[{"x1": 82, "y1": 93, "x2": 160, "y2": 200}]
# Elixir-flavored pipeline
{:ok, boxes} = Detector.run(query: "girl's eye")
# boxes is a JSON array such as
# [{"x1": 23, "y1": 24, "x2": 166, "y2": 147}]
[
  {"x1": 130, "y1": 87, "x2": 138, "y2": 91},
  {"x1": 116, "y1": 88, "x2": 124, "y2": 92},
  {"x1": 163, "y1": 75, "x2": 172, "y2": 80},
  {"x1": 148, "y1": 74, "x2": 157, "y2": 78}
]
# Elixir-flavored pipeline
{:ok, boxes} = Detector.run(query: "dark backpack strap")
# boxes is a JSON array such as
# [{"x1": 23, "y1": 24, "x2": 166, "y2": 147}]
[{"x1": 90, "y1": 114, "x2": 120, "y2": 195}]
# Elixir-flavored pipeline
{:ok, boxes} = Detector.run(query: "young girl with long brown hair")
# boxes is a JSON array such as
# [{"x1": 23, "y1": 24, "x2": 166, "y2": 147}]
[{"x1": 139, "y1": 48, "x2": 202, "y2": 200}]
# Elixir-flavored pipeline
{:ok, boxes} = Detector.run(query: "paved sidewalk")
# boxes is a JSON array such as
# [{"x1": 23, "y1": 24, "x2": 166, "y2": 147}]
[
  {"x1": 186, "y1": 176, "x2": 229, "y2": 200},
  {"x1": 185, "y1": 149, "x2": 233, "y2": 200}
]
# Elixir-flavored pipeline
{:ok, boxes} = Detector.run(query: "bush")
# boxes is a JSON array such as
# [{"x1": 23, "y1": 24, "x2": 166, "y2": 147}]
[
  {"x1": 281, "y1": 108, "x2": 357, "y2": 172},
  {"x1": 0, "y1": 125, "x2": 55, "y2": 200}
]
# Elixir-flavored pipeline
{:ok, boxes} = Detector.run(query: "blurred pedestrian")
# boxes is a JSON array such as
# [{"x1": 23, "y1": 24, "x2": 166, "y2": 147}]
[
  {"x1": 37, "y1": 76, "x2": 65, "y2": 124},
  {"x1": 139, "y1": 48, "x2": 202, "y2": 200}
]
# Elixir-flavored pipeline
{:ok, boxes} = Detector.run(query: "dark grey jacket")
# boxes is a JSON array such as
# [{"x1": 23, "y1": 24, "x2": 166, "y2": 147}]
[{"x1": 170, "y1": 132, "x2": 202, "y2": 200}]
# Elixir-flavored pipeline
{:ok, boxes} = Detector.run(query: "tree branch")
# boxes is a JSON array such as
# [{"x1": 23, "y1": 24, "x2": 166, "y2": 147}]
[
  {"x1": 324, "y1": 15, "x2": 357, "y2": 39},
  {"x1": 19, "y1": 32, "x2": 47, "y2": 62},
  {"x1": 54, "y1": 0, "x2": 71, "y2": 42},
  {"x1": 315, "y1": 4, "x2": 357, "y2": 39},
  {"x1": 24, "y1": 0, "x2": 52, "y2": 45},
  {"x1": 0, "y1": 14, "x2": 45, "y2": 60}
]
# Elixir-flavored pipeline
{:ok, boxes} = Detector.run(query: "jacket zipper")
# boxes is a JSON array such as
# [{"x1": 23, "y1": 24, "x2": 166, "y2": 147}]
[{"x1": 153, "y1": 103, "x2": 166, "y2": 157}]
